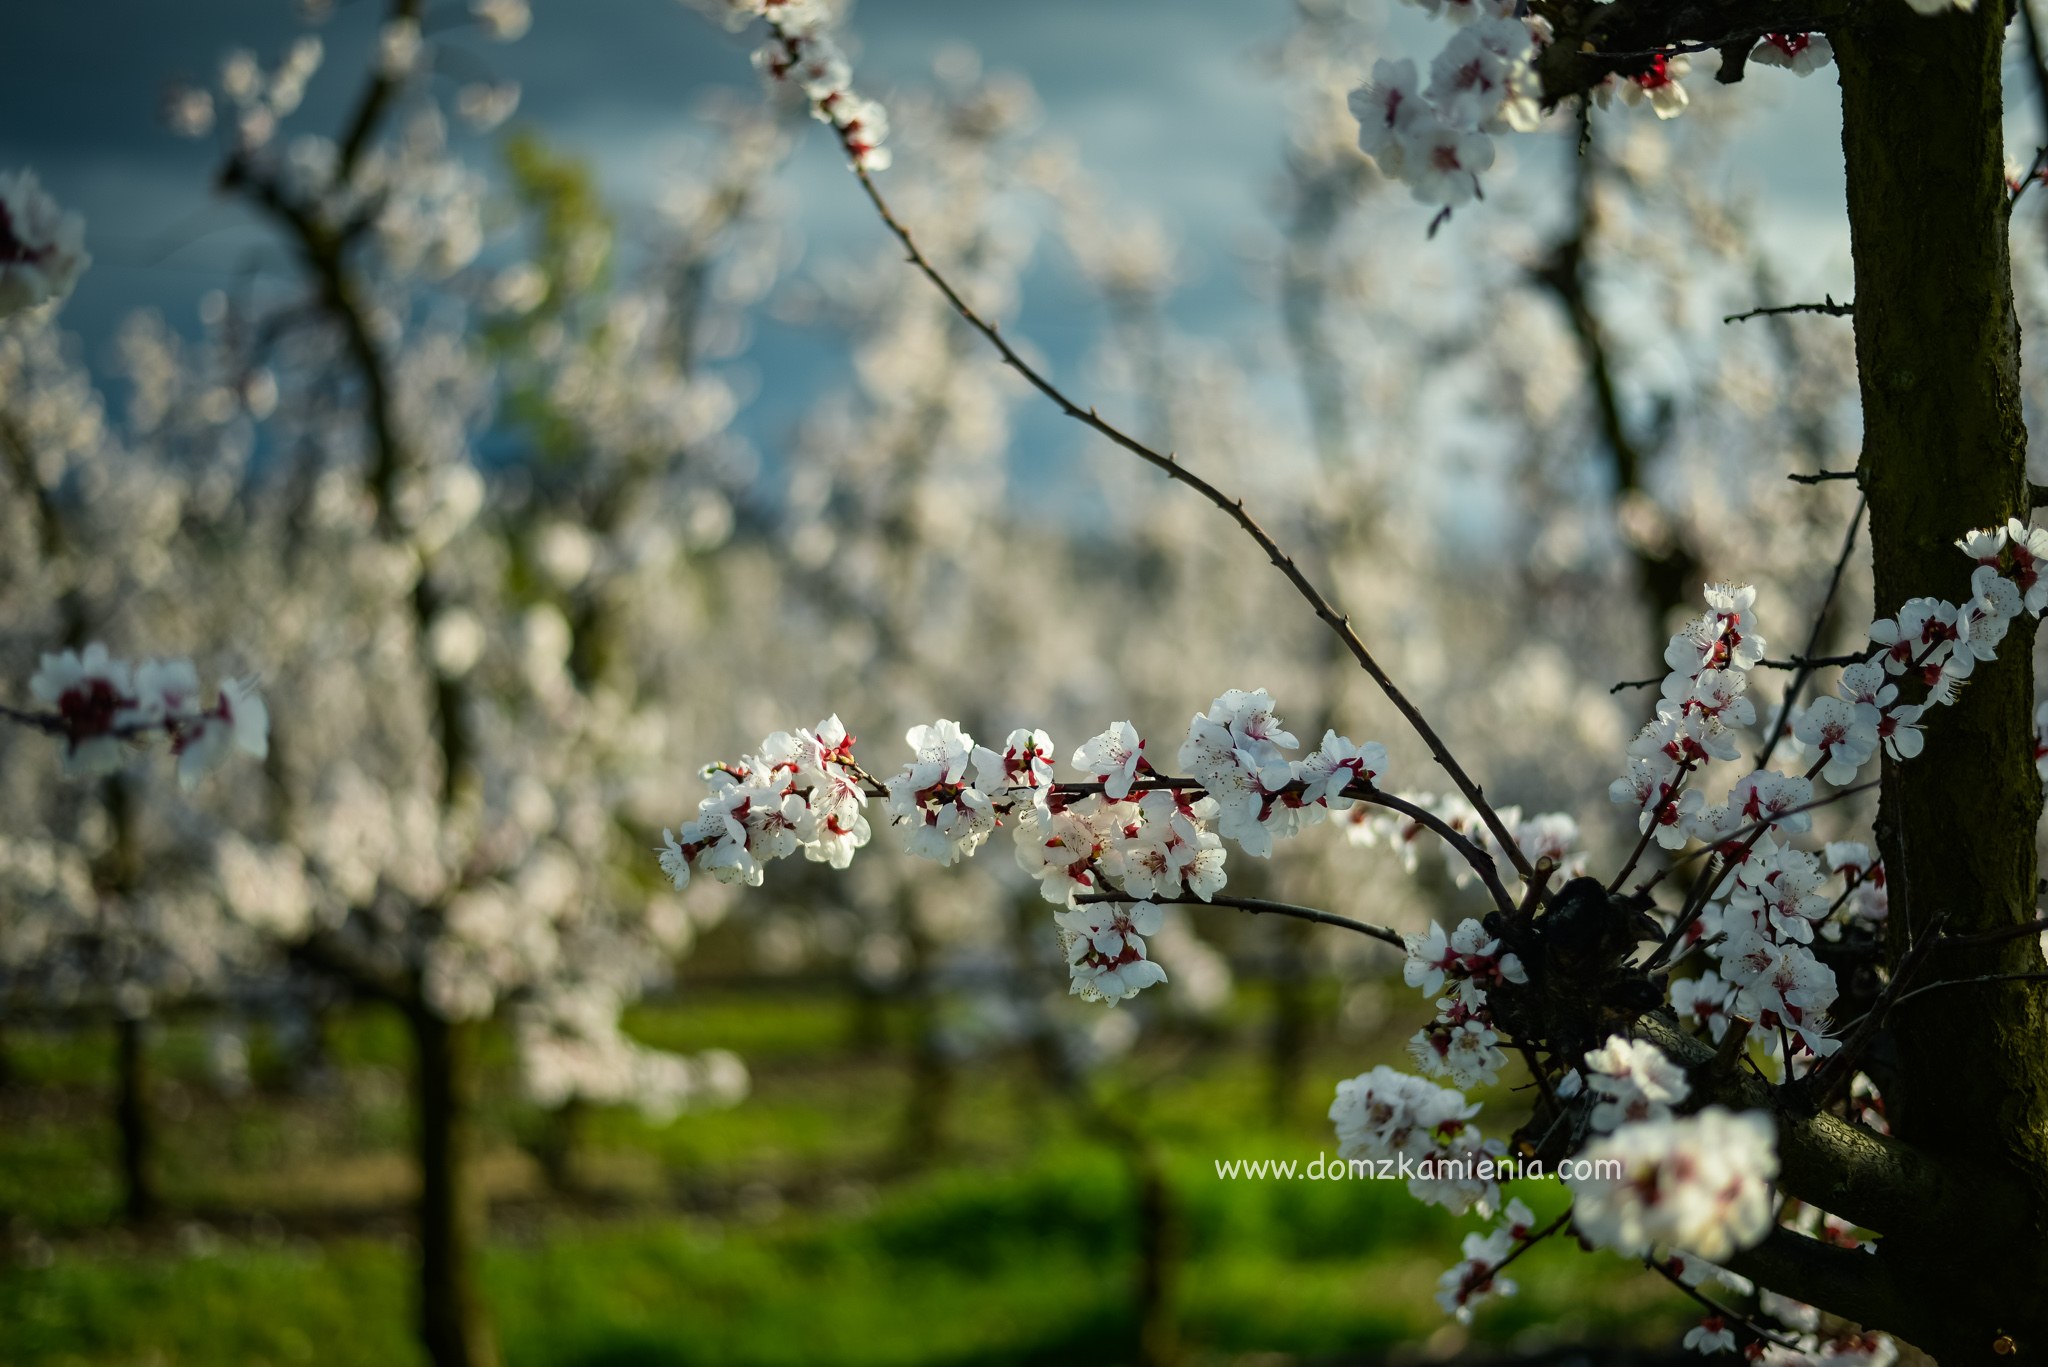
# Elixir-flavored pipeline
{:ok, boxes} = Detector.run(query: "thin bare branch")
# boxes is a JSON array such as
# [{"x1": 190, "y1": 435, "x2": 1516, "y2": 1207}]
[
  {"x1": 1756, "y1": 494, "x2": 1866, "y2": 771},
  {"x1": 1073, "y1": 892, "x2": 1405, "y2": 949},
  {"x1": 1723, "y1": 297, "x2": 1855, "y2": 325},
  {"x1": 827, "y1": 160, "x2": 1535, "y2": 885}
]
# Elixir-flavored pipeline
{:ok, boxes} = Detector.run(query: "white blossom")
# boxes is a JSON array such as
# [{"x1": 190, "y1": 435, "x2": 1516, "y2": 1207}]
[{"x1": 1567, "y1": 1107, "x2": 1778, "y2": 1260}]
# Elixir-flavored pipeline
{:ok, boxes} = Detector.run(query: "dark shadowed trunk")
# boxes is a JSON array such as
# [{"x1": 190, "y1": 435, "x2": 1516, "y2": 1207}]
[
  {"x1": 407, "y1": 1005, "x2": 499, "y2": 1367},
  {"x1": 114, "y1": 1015, "x2": 156, "y2": 1224},
  {"x1": 1266, "y1": 918, "x2": 1312, "y2": 1125},
  {"x1": 1835, "y1": 3, "x2": 2048, "y2": 1358},
  {"x1": 894, "y1": 906, "x2": 953, "y2": 1164}
]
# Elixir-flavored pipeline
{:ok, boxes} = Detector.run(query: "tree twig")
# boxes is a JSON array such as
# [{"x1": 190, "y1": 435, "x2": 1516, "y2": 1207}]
[
  {"x1": 825, "y1": 163, "x2": 1534, "y2": 885},
  {"x1": 1756, "y1": 494, "x2": 1866, "y2": 771},
  {"x1": 1072, "y1": 892, "x2": 1405, "y2": 949},
  {"x1": 1723, "y1": 297, "x2": 1855, "y2": 324}
]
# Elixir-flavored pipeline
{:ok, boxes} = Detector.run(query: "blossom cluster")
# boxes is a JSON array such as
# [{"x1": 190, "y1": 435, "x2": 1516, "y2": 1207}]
[
  {"x1": 1328, "y1": 1063, "x2": 1504, "y2": 1214},
  {"x1": 164, "y1": 35, "x2": 325, "y2": 151},
  {"x1": 14, "y1": 644, "x2": 269, "y2": 789},
  {"x1": 1566, "y1": 1105, "x2": 1778, "y2": 1261},
  {"x1": 1436, "y1": 1196, "x2": 1538, "y2": 1322},
  {"x1": 1606, "y1": 529, "x2": 2043, "y2": 1063},
  {"x1": 1400, "y1": 917, "x2": 1527, "y2": 1088},
  {"x1": 0, "y1": 169, "x2": 90, "y2": 319},
  {"x1": 659, "y1": 691, "x2": 1396, "y2": 1005},
  {"x1": 1344, "y1": 0, "x2": 1899, "y2": 219},
  {"x1": 739, "y1": 0, "x2": 892, "y2": 170},
  {"x1": 1577, "y1": 1033, "x2": 1691, "y2": 1132}
]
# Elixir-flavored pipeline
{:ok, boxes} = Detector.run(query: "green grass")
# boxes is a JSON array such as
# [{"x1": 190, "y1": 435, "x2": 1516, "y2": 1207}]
[
  {"x1": 1, "y1": 1158, "x2": 1689, "y2": 1367},
  {"x1": 0, "y1": 997, "x2": 1692, "y2": 1366}
]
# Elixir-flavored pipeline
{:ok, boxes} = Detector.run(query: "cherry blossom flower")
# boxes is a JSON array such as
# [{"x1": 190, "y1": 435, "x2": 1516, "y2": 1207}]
[
  {"x1": 1868, "y1": 598, "x2": 1958, "y2": 676},
  {"x1": 1402, "y1": 122, "x2": 1496, "y2": 207},
  {"x1": 1177, "y1": 688, "x2": 1304, "y2": 856},
  {"x1": 1673, "y1": 969, "x2": 1734, "y2": 1041},
  {"x1": 1409, "y1": 1016, "x2": 1508, "y2": 1088},
  {"x1": 973, "y1": 727, "x2": 1056, "y2": 797},
  {"x1": 1331, "y1": 1065, "x2": 1501, "y2": 1214},
  {"x1": 1403, "y1": 917, "x2": 1527, "y2": 1006},
  {"x1": 1014, "y1": 798, "x2": 1121, "y2": 907},
  {"x1": 1297, "y1": 731, "x2": 1388, "y2": 807},
  {"x1": 1792, "y1": 695, "x2": 1876, "y2": 785},
  {"x1": 1750, "y1": 33, "x2": 1833, "y2": 75},
  {"x1": 172, "y1": 675, "x2": 271, "y2": 790},
  {"x1": 1567, "y1": 1107, "x2": 1778, "y2": 1260},
  {"x1": 1073, "y1": 720, "x2": 1150, "y2": 800},
  {"x1": 1056, "y1": 898, "x2": 1168, "y2": 1005},
  {"x1": 1515, "y1": 811, "x2": 1582, "y2": 871},
  {"x1": 19, "y1": 645, "x2": 266, "y2": 786},
  {"x1": 28, "y1": 645, "x2": 135, "y2": 778},
  {"x1": 0, "y1": 170, "x2": 90, "y2": 319},
  {"x1": 1683, "y1": 1317, "x2": 1737, "y2": 1355},
  {"x1": 470, "y1": 0, "x2": 531, "y2": 40},
  {"x1": 1719, "y1": 924, "x2": 1840, "y2": 1055},
  {"x1": 1330, "y1": 1064, "x2": 1478, "y2": 1163},
  {"x1": 1437, "y1": 1227, "x2": 1517, "y2": 1322},
  {"x1": 884, "y1": 720, "x2": 996, "y2": 865},
  {"x1": 1583, "y1": 1035, "x2": 1691, "y2": 1131},
  {"x1": 1727, "y1": 847, "x2": 1829, "y2": 944},
  {"x1": 1349, "y1": 59, "x2": 1426, "y2": 178},
  {"x1": 1109, "y1": 790, "x2": 1228, "y2": 902},
  {"x1": 1616, "y1": 54, "x2": 1691, "y2": 119},
  {"x1": 2035, "y1": 700, "x2": 2048, "y2": 786},
  {"x1": 1426, "y1": 20, "x2": 1542, "y2": 133},
  {"x1": 1726, "y1": 769, "x2": 1816, "y2": 837}
]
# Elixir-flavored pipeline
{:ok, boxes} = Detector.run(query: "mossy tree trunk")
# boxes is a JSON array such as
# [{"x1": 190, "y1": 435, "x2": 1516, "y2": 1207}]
[
  {"x1": 407, "y1": 1004, "x2": 500, "y2": 1367},
  {"x1": 1835, "y1": 3, "x2": 2048, "y2": 1358}
]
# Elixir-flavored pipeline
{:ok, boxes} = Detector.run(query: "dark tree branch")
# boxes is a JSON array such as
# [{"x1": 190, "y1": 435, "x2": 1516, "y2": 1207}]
[
  {"x1": 1635, "y1": 1013, "x2": 1996, "y2": 1242},
  {"x1": 1722, "y1": 1227, "x2": 1910, "y2": 1343},
  {"x1": 1529, "y1": 0, "x2": 1849, "y2": 106},
  {"x1": 1886, "y1": 969, "x2": 2048, "y2": 1012},
  {"x1": 1755, "y1": 494, "x2": 1866, "y2": 771},
  {"x1": 1073, "y1": 892, "x2": 1405, "y2": 949},
  {"x1": 1724, "y1": 297, "x2": 1855, "y2": 325},
  {"x1": 1646, "y1": 1256, "x2": 1801, "y2": 1349}
]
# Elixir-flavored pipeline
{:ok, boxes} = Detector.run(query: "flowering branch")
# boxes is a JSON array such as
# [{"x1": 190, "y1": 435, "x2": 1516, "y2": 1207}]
[
  {"x1": 740, "y1": 3, "x2": 1533, "y2": 884},
  {"x1": 5, "y1": 645, "x2": 269, "y2": 790},
  {"x1": 1645, "y1": 1256, "x2": 1802, "y2": 1351}
]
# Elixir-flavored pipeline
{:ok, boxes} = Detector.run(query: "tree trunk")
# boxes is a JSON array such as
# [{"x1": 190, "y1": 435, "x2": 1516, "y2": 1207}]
[
  {"x1": 407, "y1": 1005, "x2": 500, "y2": 1367},
  {"x1": 894, "y1": 908, "x2": 952, "y2": 1164},
  {"x1": 1836, "y1": 6, "x2": 2048, "y2": 1359},
  {"x1": 114, "y1": 1015, "x2": 156, "y2": 1224},
  {"x1": 531, "y1": 1097, "x2": 584, "y2": 1196},
  {"x1": 1266, "y1": 918, "x2": 1311, "y2": 1125},
  {"x1": 1130, "y1": 1136, "x2": 1181, "y2": 1367}
]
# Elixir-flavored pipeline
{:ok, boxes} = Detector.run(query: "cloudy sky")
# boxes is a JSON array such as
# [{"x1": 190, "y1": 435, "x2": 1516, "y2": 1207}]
[
  {"x1": 4, "y1": 2, "x2": 1879, "y2": 351},
  {"x1": 20, "y1": 0, "x2": 2046, "y2": 454}
]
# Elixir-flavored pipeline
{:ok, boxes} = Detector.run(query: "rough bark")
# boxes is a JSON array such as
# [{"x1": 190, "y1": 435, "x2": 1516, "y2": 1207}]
[
  {"x1": 1836, "y1": 3, "x2": 2048, "y2": 1358},
  {"x1": 407, "y1": 1006, "x2": 500, "y2": 1367}
]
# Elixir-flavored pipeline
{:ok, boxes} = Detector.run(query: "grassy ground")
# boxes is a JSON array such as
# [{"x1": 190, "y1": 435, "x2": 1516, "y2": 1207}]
[{"x1": 0, "y1": 987, "x2": 1693, "y2": 1366}]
